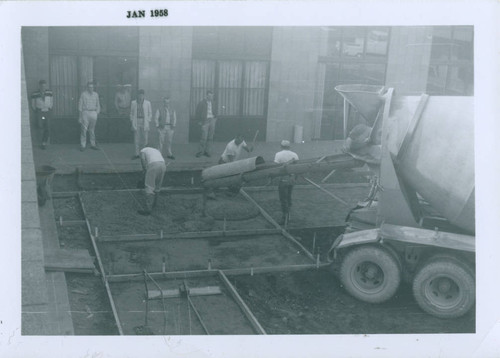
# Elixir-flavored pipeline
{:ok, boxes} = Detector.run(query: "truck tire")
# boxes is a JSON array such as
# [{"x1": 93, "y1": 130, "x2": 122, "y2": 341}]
[
  {"x1": 340, "y1": 245, "x2": 401, "y2": 303},
  {"x1": 412, "y1": 257, "x2": 475, "y2": 319}
]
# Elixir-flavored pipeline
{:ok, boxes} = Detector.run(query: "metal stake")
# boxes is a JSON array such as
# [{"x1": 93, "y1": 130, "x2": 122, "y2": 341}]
[
  {"x1": 143, "y1": 270, "x2": 149, "y2": 327},
  {"x1": 312, "y1": 232, "x2": 317, "y2": 254}
]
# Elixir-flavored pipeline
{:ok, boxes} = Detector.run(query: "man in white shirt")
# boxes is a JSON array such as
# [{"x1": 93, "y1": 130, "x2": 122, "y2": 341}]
[
  {"x1": 78, "y1": 81, "x2": 101, "y2": 151},
  {"x1": 138, "y1": 145, "x2": 166, "y2": 215},
  {"x1": 274, "y1": 140, "x2": 299, "y2": 225},
  {"x1": 130, "y1": 89, "x2": 153, "y2": 159},
  {"x1": 218, "y1": 134, "x2": 253, "y2": 164}
]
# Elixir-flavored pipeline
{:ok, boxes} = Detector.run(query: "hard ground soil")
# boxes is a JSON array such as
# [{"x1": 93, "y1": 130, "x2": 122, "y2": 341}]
[{"x1": 50, "y1": 170, "x2": 475, "y2": 335}]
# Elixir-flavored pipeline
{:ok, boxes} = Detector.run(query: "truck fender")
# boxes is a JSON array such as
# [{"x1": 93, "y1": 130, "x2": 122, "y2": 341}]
[{"x1": 327, "y1": 228, "x2": 380, "y2": 262}]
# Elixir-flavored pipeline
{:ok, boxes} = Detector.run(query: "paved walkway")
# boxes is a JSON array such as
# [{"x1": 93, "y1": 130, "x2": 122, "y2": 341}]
[{"x1": 32, "y1": 136, "x2": 345, "y2": 174}]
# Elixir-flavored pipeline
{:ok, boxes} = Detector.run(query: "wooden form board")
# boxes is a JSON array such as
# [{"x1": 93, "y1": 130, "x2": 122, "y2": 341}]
[
  {"x1": 44, "y1": 248, "x2": 95, "y2": 273},
  {"x1": 148, "y1": 286, "x2": 222, "y2": 300}
]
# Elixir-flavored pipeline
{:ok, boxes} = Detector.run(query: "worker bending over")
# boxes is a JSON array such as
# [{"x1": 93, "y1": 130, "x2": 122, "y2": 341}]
[
  {"x1": 219, "y1": 134, "x2": 253, "y2": 164},
  {"x1": 138, "y1": 145, "x2": 166, "y2": 216},
  {"x1": 274, "y1": 140, "x2": 299, "y2": 225}
]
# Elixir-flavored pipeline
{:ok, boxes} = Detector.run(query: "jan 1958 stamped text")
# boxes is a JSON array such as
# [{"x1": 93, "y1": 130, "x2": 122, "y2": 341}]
[{"x1": 126, "y1": 9, "x2": 168, "y2": 18}]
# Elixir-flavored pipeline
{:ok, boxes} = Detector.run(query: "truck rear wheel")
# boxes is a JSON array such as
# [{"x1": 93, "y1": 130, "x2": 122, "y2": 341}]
[
  {"x1": 340, "y1": 245, "x2": 401, "y2": 303},
  {"x1": 412, "y1": 257, "x2": 475, "y2": 319}
]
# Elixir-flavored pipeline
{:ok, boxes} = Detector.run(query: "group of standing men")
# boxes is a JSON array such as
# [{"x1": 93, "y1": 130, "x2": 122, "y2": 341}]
[
  {"x1": 130, "y1": 89, "x2": 177, "y2": 160},
  {"x1": 32, "y1": 81, "x2": 214, "y2": 161}
]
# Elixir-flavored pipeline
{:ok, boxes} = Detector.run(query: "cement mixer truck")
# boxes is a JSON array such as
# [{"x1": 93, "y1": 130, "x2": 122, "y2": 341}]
[{"x1": 327, "y1": 85, "x2": 475, "y2": 319}]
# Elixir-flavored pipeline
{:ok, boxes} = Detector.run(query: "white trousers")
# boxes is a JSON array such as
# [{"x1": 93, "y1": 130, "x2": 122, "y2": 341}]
[
  {"x1": 145, "y1": 161, "x2": 166, "y2": 195},
  {"x1": 158, "y1": 127, "x2": 174, "y2": 156},
  {"x1": 80, "y1": 110, "x2": 98, "y2": 148},
  {"x1": 134, "y1": 126, "x2": 149, "y2": 155}
]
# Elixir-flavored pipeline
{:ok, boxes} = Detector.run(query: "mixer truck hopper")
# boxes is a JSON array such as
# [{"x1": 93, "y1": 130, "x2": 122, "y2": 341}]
[{"x1": 327, "y1": 85, "x2": 475, "y2": 319}]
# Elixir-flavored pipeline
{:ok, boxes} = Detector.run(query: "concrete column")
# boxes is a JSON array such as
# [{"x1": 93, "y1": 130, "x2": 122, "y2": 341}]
[
  {"x1": 266, "y1": 27, "x2": 327, "y2": 142},
  {"x1": 21, "y1": 27, "x2": 50, "y2": 100},
  {"x1": 138, "y1": 27, "x2": 193, "y2": 144},
  {"x1": 385, "y1": 27, "x2": 433, "y2": 95}
]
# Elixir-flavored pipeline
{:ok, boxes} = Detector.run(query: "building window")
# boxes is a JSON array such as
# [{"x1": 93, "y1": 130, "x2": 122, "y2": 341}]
[
  {"x1": 50, "y1": 55, "x2": 138, "y2": 117},
  {"x1": 190, "y1": 59, "x2": 269, "y2": 118},
  {"x1": 320, "y1": 27, "x2": 390, "y2": 140},
  {"x1": 427, "y1": 26, "x2": 473, "y2": 95},
  {"x1": 190, "y1": 27, "x2": 271, "y2": 122},
  {"x1": 48, "y1": 27, "x2": 139, "y2": 118}
]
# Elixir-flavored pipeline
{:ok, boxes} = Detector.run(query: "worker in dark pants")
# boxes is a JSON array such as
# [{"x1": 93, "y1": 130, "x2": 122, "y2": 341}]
[{"x1": 274, "y1": 140, "x2": 299, "y2": 225}]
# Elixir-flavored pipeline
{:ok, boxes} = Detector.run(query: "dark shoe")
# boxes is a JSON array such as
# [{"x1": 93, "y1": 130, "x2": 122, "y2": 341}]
[
  {"x1": 167, "y1": 155, "x2": 175, "y2": 160},
  {"x1": 203, "y1": 152, "x2": 211, "y2": 157},
  {"x1": 91, "y1": 145, "x2": 100, "y2": 150},
  {"x1": 195, "y1": 152, "x2": 203, "y2": 158},
  {"x1": 132, "y1": 155, "x2": 140, "y2": 160},
  {"x1": 137, "y1": 209, "x2": 151, "y2": 216},
  {"x1": 79, "y1": 146, "x2": 85, "y2": 152}
]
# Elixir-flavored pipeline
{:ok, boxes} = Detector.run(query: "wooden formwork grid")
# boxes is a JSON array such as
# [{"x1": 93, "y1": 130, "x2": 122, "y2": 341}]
[{"x1": 64, "y1": 180, "x2": 342, "y2": 335}]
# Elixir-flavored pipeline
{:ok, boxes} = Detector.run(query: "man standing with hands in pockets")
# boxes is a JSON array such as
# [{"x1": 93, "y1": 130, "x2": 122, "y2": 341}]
[
  {"x1": 78, "y1": 81, "x2": 101, "y2": 151},
  {"x1": 195, "y1": 90, "x2": 217, "y2": 158},
  {"x1": 130, "y1": 89, "x2": 152, "y2": 159},
  {"x1": 155, "y1": 94, "x2": 177, "y2": 159}
]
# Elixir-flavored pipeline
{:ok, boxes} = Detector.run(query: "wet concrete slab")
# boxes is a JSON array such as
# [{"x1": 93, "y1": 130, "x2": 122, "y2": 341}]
[
  {"x1": 246, "y1": 184, "x2": 369, "y2": 228},
  {"x1": 98, "y1": 234, "x2": 312, "y2": 275}
]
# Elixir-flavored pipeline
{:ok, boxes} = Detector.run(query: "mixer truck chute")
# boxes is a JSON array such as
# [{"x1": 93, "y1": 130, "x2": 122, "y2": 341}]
[{"x1": 328, "y1": 85, "x2": 475, "y2": 319}]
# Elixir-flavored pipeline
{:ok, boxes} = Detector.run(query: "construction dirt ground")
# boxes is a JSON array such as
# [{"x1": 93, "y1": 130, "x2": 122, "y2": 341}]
[{"x1": 50, "y1": 169, "x2": 475, "y2": 335}]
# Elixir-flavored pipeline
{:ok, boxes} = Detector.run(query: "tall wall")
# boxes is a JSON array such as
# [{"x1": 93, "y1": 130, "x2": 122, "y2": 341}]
[
  {"x1": 385, "y1": 26, "x2": 433, "y2": 95},
  {"x1": 266, "y1": 27, "x2": 328, "y2": 142},
  {"x1": 21, "y1": 27, "x2": 50, "y2": 110},
  {"x1": 21, "y1": 52, "x2": 51, "y2": 334},
  {"x1": 138, "y1": 27, "x2": 193, "y2": 144}
]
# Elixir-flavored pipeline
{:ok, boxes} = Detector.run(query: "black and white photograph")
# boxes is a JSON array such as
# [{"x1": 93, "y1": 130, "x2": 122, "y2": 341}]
[{"x1": 2, "y1": 1, "x2": 500, "y2": 357}]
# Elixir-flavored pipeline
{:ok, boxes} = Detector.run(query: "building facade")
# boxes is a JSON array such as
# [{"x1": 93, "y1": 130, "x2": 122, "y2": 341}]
[{"x1": 22, "y1": 26, "x2": 473, "y2": 144}]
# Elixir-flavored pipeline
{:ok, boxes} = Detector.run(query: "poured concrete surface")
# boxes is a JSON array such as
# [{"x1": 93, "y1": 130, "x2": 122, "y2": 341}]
[
  {"x1": 246, "y1": 184, "x2": 369, "y2": 228},
  {"x1": 98, "y1": 234, "x2": 312, "y2": 275},
  {"x1": 81, "y1": 191, "x2": 274, "y2": 237}
]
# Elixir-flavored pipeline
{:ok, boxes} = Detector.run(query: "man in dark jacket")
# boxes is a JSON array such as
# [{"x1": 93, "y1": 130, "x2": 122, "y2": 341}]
[
  {"x1": 31, "y1": 80, "x2": 53, "y2": 149},
  {"x1": 195, "y1": 90, "x2": 217, "y2": 157}
]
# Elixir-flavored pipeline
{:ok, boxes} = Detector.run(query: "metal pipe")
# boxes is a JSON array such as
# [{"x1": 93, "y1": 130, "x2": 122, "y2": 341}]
[{"x1": 202, "y1": 154, "x2": 362, "y2": 189}]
